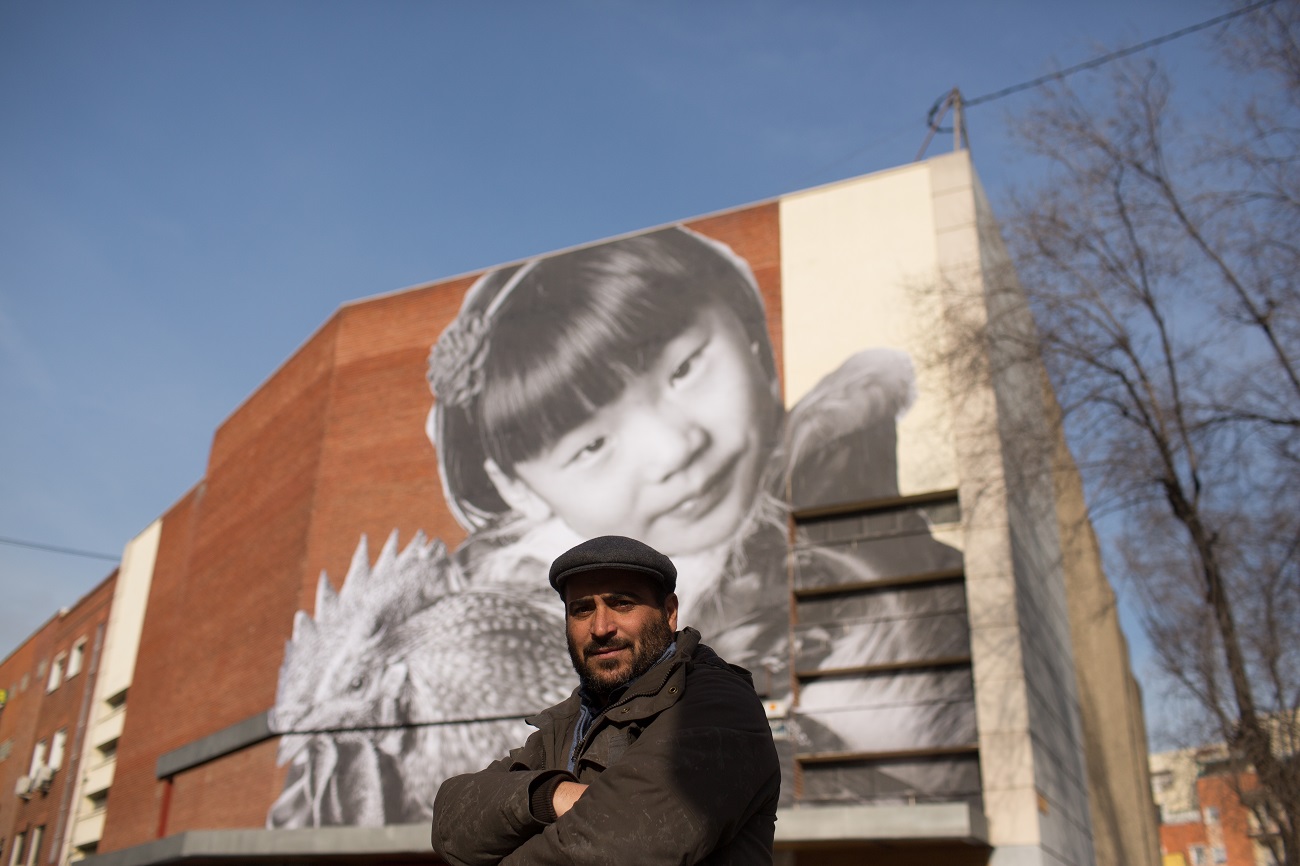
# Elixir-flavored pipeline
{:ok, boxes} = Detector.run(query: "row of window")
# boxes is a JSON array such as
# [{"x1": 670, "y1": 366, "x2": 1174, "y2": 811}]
[
  {"x1": 789, "y1": 494, "x2": 978, "y2": 807},
  {"x1": 3, "y1": 825, "x2": 44, "y2": 866},
  {"x1": 4, "y1": 630, "x2": 94, "y2": 866},
  {"x1": 28, "y1": 729, "x2": 68, "y2": 778},
  {"x1": 1187, "y1": 843, "x2": 1229, "y2": 865},
  {"x1": 45, "y1": 638, "x2": 87, "y2": 694},
  {"x1": 5, "y1": 635, "x2": 88, "y2": 703}
]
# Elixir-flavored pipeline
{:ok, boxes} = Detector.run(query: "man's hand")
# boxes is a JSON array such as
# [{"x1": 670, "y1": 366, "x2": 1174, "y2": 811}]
[{"x1": 551, "y1": 781, "x2": 588, "y2": 818}]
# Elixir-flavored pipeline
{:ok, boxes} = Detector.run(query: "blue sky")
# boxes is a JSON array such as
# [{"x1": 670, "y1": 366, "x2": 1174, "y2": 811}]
[{"x1": 0, "y1": 1, "x2": 1231, "y2": 731}]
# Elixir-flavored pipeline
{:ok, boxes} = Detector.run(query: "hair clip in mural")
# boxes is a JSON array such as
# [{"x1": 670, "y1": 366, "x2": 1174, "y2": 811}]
[
  {"x1": 427, "y1": 260, "x2": 539, "y2": 408},
  {"x1": 427, "y1": 311, "x2": 490, "y2": 408}
]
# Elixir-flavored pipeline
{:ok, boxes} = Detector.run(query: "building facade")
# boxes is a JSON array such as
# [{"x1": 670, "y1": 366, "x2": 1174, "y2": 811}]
[
  {"x1": 1, "y1": 521, "x2": 160, "y2": 866},
  {"x1": 1, "y1": 574, "x2": 115, "y2": 866},
  {"x1": 6, "y1": 152, "x2": 1157, "y2": 866},
  {"x1": 1151, "y1": 745, "x2": 1284, "y2": 866}
]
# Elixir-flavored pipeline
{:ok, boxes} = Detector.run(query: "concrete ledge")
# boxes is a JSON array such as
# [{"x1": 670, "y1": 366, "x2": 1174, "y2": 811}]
[
  {"x1": 155, "y1": 712, "x2": 272, "y2": 778},
  {"x1": 81, "y1": 803, "x2": 988, "y2": 865},
  {"x1": 79, "y1": 824, "x2": 434, "y2": 866},
  {"x1": 775, "y1": 801, "x2": 988, "y2": 845}
]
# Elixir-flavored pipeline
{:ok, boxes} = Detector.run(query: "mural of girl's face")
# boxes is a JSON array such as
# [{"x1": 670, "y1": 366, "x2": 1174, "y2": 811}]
[{"x1": 498, "y1": 303, "x2": 777, "y2": 557}]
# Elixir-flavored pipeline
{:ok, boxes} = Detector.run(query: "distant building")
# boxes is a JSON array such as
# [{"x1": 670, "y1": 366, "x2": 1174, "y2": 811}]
[
  {"x1": 0, "y1": 574, "x2": 115, "y2": 866},
  {"x1": 1, "y1": 521, "x2": 159, "y2": 866},
  {"x1": 1151, "y1": 739, "x2": 1291, "y2": 866},
  {"x1": 3, "y1": 153, "x2": 1157, "y2": 866}
]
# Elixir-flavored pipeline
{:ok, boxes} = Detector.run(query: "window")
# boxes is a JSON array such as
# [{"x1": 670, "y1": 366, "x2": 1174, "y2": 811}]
[
  {"x1": 49, "y1": 730, "x2": 67, "y2": 772},
  {"x1": 1212, "y1": 847, "x2": 1227, "y2": 864},
  {"x1": 23, "y1": 827, "x2": 41, "y2": 866},
  {"x1": 46, "y1": 654, "x2": 65, "y2": 693},
  {"x1": 8, "y1": 833, "x2": 23, "y2": 866},
  {"x1": 29, "y1": 740, "x2": 48, "y2": 777},
  {"x1": 67, "y1": 639, "x2": 86, "y2": 679},
  {"x1": 1204, "y1": 805, "x2": 1220, "y2": 824},
  {"x1": 1190, "y1": 844, "x2": 1208, "y2": 866}
]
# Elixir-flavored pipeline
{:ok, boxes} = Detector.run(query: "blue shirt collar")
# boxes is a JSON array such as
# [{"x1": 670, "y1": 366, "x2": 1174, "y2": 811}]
[{"x1": 569, "y1": 640, "x2": 678, "y2": 773}]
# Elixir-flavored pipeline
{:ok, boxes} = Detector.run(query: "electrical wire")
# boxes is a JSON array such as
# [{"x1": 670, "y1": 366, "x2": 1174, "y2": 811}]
[
  {"x1": 963, "y1": 0, "x2": 1284, "y2": 108},
  {"x1": 0, "y1": 535, "x2": 118, "y2": 562},
  {"x1": 4, "y1": 3, "x2": 1287, "y2": 572},
  {"x1": 801, "y1": 0, "x2": 1284, "y2": 183}
]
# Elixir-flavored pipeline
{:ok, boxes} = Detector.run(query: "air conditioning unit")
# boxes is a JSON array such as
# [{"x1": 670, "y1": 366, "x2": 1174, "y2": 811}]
[
  {"x1": 14, "y1": 775, "x2": 32, "y2": 799},
  {"x1": 32, "y1": 764, "x2": 55, "y2": 792}
]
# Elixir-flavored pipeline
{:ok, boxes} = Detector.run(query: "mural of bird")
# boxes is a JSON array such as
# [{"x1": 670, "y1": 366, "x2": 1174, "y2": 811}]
[{"x1": 267, "y1": 530, "x2": 573, "y2": 827}]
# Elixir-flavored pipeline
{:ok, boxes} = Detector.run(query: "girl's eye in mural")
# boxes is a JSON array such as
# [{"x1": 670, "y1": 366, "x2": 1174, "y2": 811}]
[
  {"x1": 349, "y1": 675, "x2": 366, "y2": 692},
  {"x1": 564, "y1": 436, "x2": 607, "y2": 468},
  {"x1": 669, "y1": 340, "x2": 710, "y2": 387}
]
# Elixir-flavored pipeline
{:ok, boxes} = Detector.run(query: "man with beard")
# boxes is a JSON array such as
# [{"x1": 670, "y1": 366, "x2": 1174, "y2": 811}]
[{"x1": 431, "y1": 535, "x2": 780, "y2": 865}]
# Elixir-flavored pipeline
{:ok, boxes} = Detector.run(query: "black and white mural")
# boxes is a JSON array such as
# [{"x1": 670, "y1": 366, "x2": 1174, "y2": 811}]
[{"x1": 266, "y1": 226, "x2": 968, "y2": 827}]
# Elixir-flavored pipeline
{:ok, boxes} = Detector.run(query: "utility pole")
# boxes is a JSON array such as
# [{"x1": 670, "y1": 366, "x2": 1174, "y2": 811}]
[{"x1": 916, "y1": 87, "x2": 967, "y2": 160}]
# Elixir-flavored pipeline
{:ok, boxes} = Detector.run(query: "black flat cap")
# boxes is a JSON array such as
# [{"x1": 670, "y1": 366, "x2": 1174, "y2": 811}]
[{"x1": 549, "y1": 535, "x2": 677, "y2": 596}]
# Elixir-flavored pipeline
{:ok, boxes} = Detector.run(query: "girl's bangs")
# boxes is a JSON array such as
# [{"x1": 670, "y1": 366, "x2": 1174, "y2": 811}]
[
  {"x1": 470, "y1": 226, "x2": 772, "y2": 473},
  {"x1": 478, "y1": 282, "x2": 694, "y2": 471}
]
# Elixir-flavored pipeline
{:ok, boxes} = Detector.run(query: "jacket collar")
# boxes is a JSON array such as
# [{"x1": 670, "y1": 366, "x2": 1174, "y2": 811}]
[{"x1": 526, "y1": 627, "x2": 706, "y2": 730}]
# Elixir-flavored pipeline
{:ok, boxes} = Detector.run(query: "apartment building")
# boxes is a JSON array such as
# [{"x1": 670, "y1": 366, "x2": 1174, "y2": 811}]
[{"x1": 1, "y1": 575, "x2": 114, "y2": 866}]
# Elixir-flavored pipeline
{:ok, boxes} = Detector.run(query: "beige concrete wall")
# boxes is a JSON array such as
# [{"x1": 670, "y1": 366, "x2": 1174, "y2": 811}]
[
  {"x1": 925, "y1": 152, "x2": 1068, "y2": 864},
  {"x1": 778, "y1": 162, "x2": 960, "y2": 500},
  {"x1": 97, "y1": 520, "x2": 161, "y2": 703},
  {"x1": 777, "y1": 152, "x2": 1107, "y2": 864},
  {"x1": 1150, "y1": 748, "x2": 1213, "y2": 824},
  {"x1": 60, "y1": 520, "x2": 161, "y2": 863},
  {"x1": 950, "y1": 154, "x2": 1159, "y2": 866},
  {"x1": 1046, "y1": 387, "x2": 1162, "y2": 866},
  {"x1": 965, "y1": 159, "x2": 1095, "y2": 866}
]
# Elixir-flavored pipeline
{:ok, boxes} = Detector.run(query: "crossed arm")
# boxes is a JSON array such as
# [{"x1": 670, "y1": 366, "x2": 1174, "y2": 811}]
[
  {"x1": 549, "y1": 780, "x2": 587, "y2": 818},
  {"x1": 431, "y1": 672, "x2": 779, "y2": 866}
]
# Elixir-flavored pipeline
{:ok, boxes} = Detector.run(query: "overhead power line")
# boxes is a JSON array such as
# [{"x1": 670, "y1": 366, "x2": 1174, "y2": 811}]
[
  {"x1": 963, "y1": 0, "x2": 1283, "y2": 108},
  {"x1": 0, "y1": 535, "x2": 119, "y2": 563},
  {"x1": 809, "y1": 0, "x2": 1283, "y2": 179},
  {"x1": 912, "y1": 0, "x2": 1283, "y2": 160},
  {"x1": 5, "y1": 5, "x2": 1287, "y2": 575}
]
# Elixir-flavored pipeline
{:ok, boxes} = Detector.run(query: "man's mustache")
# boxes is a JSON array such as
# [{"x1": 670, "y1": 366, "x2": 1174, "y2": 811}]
[{"x1": 584, "y1": 639, "x2": 632, "y2": 660}]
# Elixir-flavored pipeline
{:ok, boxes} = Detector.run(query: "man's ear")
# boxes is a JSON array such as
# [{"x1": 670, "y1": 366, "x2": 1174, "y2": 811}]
[
  {"x1": 665, "y1": 592, "x2": 679, "y2": 631},
  {"x1": 483, "y1": 458, "x2": 553, "y2": 521}
]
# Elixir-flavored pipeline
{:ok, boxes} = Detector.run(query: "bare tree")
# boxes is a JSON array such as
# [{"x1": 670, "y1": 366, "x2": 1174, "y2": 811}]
[{"x1": 965, "y1": 4, "x2": 1300, "y2": 863}]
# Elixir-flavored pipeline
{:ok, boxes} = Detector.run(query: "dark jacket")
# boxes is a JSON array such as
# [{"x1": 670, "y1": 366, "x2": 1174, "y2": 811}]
[{"x1": 431, "y1": 627, "x2": 780, "y2": 865}]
